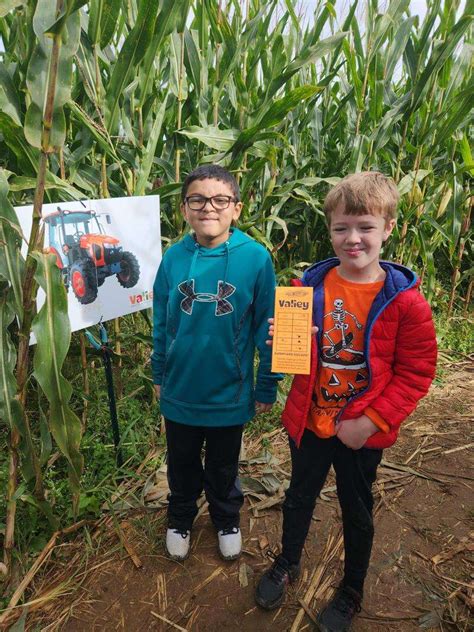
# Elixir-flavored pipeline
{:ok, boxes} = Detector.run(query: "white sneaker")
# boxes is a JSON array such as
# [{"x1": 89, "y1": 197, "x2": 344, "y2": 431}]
[
  {"x1": 166, "y1": 528, "x2": 191, "y2": 560},
  {"x1": 217, "y1": 527, "x2": 242, "y2": 560}
]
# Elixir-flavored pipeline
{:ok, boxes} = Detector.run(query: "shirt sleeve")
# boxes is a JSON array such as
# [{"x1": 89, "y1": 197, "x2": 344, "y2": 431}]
[
  {"x1": 253, "y1": 253, "x2": 283, "y2": 403},
  {"x1": 364, "y1": 406, "x2": 390, "y2": 433},
  {"x1": 151, "y1": 260, "x2": 169, "y2": 385}
]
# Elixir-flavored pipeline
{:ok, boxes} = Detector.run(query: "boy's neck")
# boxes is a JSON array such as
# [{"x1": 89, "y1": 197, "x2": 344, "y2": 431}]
[
  {"x1": 193, "y1": 228, "x2": 232, "y2": 248},
  {"x1": 336, "y1": 262, "x2": 386, "y2": 284}
]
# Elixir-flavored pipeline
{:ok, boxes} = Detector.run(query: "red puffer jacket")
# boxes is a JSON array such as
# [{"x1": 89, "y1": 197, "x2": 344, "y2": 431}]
[{"x1": 282, "y1": 259, "x2": 437, "y2": 450}]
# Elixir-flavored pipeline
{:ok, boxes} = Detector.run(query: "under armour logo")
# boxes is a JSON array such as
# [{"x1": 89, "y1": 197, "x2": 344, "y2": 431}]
[{"x1": 178, "y1": 280, "x2": 236, "y2": 316}]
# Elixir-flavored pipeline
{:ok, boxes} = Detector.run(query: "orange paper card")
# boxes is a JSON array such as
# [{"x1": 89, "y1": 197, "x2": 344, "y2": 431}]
[{"x1": 271, "y1": 287, "x2": 313, "y2": 375}]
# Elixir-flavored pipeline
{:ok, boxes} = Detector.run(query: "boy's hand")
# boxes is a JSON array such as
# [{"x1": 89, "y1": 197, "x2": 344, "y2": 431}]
[
  {"x1": 255, "y1": 402, "x2": 273, "y2": 414},
  {"x1": 265, "y1": 317, "x2": 318, "y2": 346},
  {"x1": 336, "y1": 415, "x2": 379, "y2": 450},
  {"x1": 154, "y1": 384, "x2": 161, "y2": 399}
]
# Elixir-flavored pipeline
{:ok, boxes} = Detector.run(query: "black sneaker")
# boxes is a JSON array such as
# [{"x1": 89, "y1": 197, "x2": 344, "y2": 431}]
[
  {"x1": 254, "y1": 554, "x2": 300, "y2": 610},
  {"x1": 317, "y1": 585, "x2": 362, "y2": 632}
]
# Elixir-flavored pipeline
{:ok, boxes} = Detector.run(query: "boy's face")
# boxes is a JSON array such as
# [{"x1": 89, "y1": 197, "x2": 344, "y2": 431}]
[
  {"x1": 329, "y1": 203, "x2": 396, "y2": 280},
  {"x1": 181, "y1": 178, "x2": 242, "y2": 248}
]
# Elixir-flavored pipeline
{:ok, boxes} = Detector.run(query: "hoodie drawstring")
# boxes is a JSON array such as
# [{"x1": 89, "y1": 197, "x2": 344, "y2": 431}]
[
  {"x1": 223, "y1": 240, "x2": 230, "y2": 285},
  {"x1": 186, "y1": 239, "x2": 230, "y2": 286}
]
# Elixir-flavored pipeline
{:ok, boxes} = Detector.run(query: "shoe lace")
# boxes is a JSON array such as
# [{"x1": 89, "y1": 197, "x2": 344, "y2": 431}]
[
  {"x1": 267, "y1": 554, "x2": 290, "y2": 584},
  {"x1": 333, "y1": 587, "x2": 362, "y2": 616},
  {"x1": 220, "y1": 527, "x2": 239, "y2": 536},
  {"x1": 172, "y1": 529, "x2": 189, "y2": 539},
  {"x1": 266, "y1": 549, "x2": 278, "y2": 562}
]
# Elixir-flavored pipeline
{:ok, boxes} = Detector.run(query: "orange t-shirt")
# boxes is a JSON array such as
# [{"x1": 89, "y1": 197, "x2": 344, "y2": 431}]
[{"x1": 306, "y1": 268, "x2": 384, "y2": 438}]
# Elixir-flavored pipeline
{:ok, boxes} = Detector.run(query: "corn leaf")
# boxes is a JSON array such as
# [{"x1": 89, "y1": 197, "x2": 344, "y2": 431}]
[
  {"x1": 25, "y1": 0, "x2": 81, "y2": 150},
  {"x1": 0, "y1": 169, "x2": 24, "y2": 315},
  {"x1": 0, "y1": 283, "x2": 17, "y2": 432},
  {"x1": 179, "y1": 126, "x2": 239, "y2": 151},
  {"x1": 135, "y1": 94, "x2": 169, "y2": 195},
  {"x1": 0, "y1": 64, "x2": 21, "y2": 126},
  {"x1": 31, "y1": 253, "x2": 83, "y2": 492},
  {"x1": 230, "y1": 85, "x2": 321, "y2": 165},
  {"x1": 106, "y1": 0, "x2": 161, "y2": 131}
]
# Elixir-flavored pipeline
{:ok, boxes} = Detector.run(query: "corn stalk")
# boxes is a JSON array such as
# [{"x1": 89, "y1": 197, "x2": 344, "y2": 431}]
[
  {"x1": 1, "y1": 0, "x2": 86, "y2": 579},
  {"x1": 0, "y1": 0, "x2": 472, "y2": 579}
]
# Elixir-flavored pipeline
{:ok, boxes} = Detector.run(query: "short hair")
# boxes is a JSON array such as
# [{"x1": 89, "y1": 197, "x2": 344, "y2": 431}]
[
  {"x1": 181, "y1": 165, "x2": 240, "y2": 202},
  {"x1": 323, "y1": 172, "x2": 399, "y2": 223}
]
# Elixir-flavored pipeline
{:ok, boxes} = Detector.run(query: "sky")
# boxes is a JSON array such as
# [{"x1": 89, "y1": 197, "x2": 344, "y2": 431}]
[
  {"x1": 296, "y1": 0, "x2": 466, "y2": 26},
  {"x1": 294, "y1": 0, "x2": 428, "y2": 26},
  {"x1": 0, "y1": 2, "x2": 465, "y2": 55}
]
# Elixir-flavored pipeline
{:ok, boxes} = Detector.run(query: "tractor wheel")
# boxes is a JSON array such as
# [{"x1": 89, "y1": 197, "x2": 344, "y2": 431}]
[
  {"x1": 117, "y1": 251, "x2": 140, "y2": 288},
  {"x1": 70, "y1": 260, "x2": 98, "y2": 305}
]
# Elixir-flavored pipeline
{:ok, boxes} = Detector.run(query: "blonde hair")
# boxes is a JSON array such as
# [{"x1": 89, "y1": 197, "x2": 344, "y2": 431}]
[{"x1": 324, "y1": 172, "x2": 399, "y2": 223}]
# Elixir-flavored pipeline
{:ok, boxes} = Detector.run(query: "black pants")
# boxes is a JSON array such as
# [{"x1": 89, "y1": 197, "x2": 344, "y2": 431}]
[
  {"x1": 165, "y1": 419, "x2": 244, "y2": 531},
  {"x1": 282, "y1": 430, "x2": 382, "y2": 595}
]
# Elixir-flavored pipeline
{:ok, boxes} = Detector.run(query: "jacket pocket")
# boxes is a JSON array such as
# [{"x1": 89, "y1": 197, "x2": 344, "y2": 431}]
[{"x1": 163, "y1": 333, "x2": 242, "y2": 405}]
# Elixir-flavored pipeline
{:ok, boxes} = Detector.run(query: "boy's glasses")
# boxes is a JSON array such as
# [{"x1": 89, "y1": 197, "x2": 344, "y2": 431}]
[{"x1": 185, "y1": 195, "x2": 237, "y2": 211}]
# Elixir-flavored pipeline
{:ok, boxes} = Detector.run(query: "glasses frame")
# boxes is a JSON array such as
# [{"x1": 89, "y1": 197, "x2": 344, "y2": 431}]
[{"x1": 184, "y1": 195, "x2": 238, "y2": 212}]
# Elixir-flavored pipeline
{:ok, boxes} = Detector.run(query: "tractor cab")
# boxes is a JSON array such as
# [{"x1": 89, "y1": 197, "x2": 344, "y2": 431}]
[{"x1": 44, "y1": 209, "x2": 113, "y2": 269}]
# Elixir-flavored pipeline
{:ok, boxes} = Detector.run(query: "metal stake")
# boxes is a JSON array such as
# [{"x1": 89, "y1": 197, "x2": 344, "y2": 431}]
[{"x1": 85, "y1": 322, "x2": 123, "y2": 467}]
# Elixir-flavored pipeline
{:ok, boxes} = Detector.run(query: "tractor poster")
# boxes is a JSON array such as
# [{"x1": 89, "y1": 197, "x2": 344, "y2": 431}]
[{"x1": 14, "y1": 196, "x2": 161, "y2": 336}]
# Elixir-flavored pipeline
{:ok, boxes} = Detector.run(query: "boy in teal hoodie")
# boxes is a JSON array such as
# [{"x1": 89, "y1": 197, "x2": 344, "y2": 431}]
[{"x1": 152, "y1": 165, "x2": 280, "y2": 561}]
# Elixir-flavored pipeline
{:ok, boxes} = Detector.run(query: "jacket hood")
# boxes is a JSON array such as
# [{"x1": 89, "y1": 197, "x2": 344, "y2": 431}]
[
  {"x1": 181, "y1": 227, "x2": 257, "y2": 291},
  {"x1": 182, "y1": 227, "x2": 252, "y2": 256},
  {"x1": 302, "y1": 257, "x2": 419, "y2": 293}
]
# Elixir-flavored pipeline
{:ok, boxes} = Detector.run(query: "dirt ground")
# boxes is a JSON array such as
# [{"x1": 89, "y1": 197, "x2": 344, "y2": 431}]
[{"x1": 5, "y1": 362, "x2": 474, "y2": 631}]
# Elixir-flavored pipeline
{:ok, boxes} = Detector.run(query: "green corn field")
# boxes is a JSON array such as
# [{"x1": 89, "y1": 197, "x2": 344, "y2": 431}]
[{"x1": 0, "y1": 0, "x2": 472, "y2": 604}]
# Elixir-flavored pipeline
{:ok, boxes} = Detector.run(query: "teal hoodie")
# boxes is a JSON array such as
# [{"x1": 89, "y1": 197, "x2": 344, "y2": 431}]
[{"x1": 152, "y1": 228, "x2": 281, "y2": 426}]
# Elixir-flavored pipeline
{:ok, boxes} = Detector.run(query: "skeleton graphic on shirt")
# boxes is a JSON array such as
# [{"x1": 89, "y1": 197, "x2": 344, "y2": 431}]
[
  {"x1": 322, "y1": 298, "x2": 363, "y2": 358},
  {"x1": 317, "y1": 297, "x2": 368, "y2": 404}
]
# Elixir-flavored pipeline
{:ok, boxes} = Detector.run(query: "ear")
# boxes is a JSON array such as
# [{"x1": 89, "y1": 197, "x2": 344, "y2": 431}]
[
  {"x1": 232, "y1": 201, "x2": 243, "y2": 222},
  {"x1": 180, "y1": 201, "x2": 187, "y2": 219},
  {"x1": 383, "y1": 218, "x2": 396, "y2": 241}
]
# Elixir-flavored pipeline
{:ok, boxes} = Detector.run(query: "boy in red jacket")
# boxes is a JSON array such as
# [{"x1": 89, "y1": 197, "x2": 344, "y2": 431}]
[{"x1": 255, "y1": 172, "x2": 437, "y2": 631}]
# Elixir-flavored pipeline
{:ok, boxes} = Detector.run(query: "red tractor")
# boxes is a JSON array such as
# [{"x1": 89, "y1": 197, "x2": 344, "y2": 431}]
[{"x1": 44, "y1": 208, "x2": 140, "y2": 304}]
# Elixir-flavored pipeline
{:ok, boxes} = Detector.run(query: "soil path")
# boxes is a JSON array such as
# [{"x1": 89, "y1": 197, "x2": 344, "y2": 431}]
[{"x1": 22, "y1": 365, "x2": 474, "y2": 631}]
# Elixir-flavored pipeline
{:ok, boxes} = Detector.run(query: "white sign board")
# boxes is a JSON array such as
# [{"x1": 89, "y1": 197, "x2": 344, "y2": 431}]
[{"x1": 14, "y1": 196, "x2": 161, "y2": 335}]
